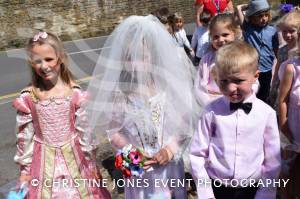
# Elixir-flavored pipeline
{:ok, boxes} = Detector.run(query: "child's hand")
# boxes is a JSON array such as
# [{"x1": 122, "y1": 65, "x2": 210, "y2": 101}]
[
  {"x1": 19, "y1": 174, "x2": 31, "y2": 184},
  {"x1": 190, "y1": 49, "x2": 195, "y2": 58},
  {"x1": 238, "y1": 4, "x2": 248, "y2": 11},
  {"x1": 153, "y1": 147, "x2": 173, "y2": 165},
  {"x1": 143, "y1": 152, "x2": 157, "y2": 170}
]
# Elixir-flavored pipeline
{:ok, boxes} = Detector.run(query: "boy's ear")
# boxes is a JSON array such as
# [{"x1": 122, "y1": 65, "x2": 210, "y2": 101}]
[{"x1": 254, "y1": 70, "x2": 259, "y2": 79}]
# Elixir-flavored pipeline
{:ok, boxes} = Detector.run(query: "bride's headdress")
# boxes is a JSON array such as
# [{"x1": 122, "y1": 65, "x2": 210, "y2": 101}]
[{"x1": 86, "y1": 15, "x2": 202, "y2": 157}]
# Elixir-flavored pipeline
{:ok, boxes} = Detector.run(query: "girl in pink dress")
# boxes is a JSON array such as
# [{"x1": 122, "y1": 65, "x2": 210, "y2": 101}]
[
  {"x1": 278, "y1": 31, "x2": 300, "y2": 199},
  {"x1": 12, "y1": 31, "x2": 111, "y2": 199},
  {"x1": 268, "y1": 10, "x2": 300, "y2": 107},
  {"x1": 194, "y1": 13, "x2": 244, "y2": 105}
]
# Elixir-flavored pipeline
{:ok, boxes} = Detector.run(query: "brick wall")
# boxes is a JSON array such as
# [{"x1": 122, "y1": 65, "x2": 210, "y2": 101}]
[{"x1": 0, "y1": 0, "x2": 195, "y2": 50}]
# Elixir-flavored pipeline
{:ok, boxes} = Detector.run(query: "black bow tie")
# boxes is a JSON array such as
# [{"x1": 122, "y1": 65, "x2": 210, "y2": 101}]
[{"x1": 230, "y1": 102, "x2": 252, "y2": 114}]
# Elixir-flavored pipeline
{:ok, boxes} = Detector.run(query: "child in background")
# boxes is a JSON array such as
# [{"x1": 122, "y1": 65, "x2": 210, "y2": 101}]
[
  {"x1": 86, "y1": 15, "x2": 201, "y2": 199},
  {"x1": 190, "y1": 41, "x2": 281, "y2": 199},
  {"x1": 151, "y1": 7, "x2": 170, "y2": 31},
  {"x1": 278, "y1": 29, "x2": 300, "y2": 199},
  {"x1": 237, "y1": 0, "x2": 279, "y2": 102},
  {"x1": 269, "y1": 10, "x2": 300, "y2": 107},
  {"x1": 276, "y1": 10, "x2": 300, "y2": 81},
  {"x1": 191, "y1": 10, "x2": 211, "y2": 66},
  {"x1": 194, "y1": 13, "x2": 244, "y2": 105},
  {"x1": 168, "y1": 12, "x2": 195, "y2": 57},
  {"x1": 12, "y1": 31, "x2": 111, "y2": 198},
  {"x1": 193, "y1": 0, "x2": 234, "y2": 27}
]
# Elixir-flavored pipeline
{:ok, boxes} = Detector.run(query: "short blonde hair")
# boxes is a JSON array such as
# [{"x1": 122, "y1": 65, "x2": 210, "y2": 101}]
[
  {"x1": 277, "y1": 10, "x2": 300, "y2": 30},
  {"x1": 215, "y1": 41, "x2": 258, "y2": 75}
]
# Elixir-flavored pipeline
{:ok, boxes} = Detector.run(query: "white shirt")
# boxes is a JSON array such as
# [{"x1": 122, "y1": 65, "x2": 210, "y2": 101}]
[
  {"x1": 191, "y1": 26, "x2": 210, "y2": 58},
  {"x1": 190, "y1": 94, "x2": 281, "y2": 199},
  {"x1": 173, "y1": 28, "x2": 192, "y2": 49}
]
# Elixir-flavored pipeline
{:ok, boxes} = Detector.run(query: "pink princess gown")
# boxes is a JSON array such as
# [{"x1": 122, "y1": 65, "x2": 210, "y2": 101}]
[{"x1": 13, "y1": 87, "x2": 111, "y2": 199}]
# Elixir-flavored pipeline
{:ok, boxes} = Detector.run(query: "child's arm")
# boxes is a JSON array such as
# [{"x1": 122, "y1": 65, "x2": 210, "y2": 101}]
[
  {"x1": 278, "y1": 63, "x2": 294, "y2": 141},
  {"x1": 226, "y1": 0, "x2": 234, "y2": 13},
  {"x1": 255, "y1": 110, "x2": 281, "y2": 199},
  {"x1": 272, "y1": 32, "x2": 279, "y2": 60},
  {"x1": 236, "y1": 4, "x2": 248, "y2": 25},
  {"x1": 12, "y1": 94, "x2": 34, "y2": 184},
  {"x1": 189, "y1": 111, "x2": 215, "y2": 199},
  {"x1": 271, "y1": 59, "x2": 280, "y2": 88},
  {"x1": 74, "y1": 90, "x2": 99, "y2": 158},
  {"x1": 191, "y1": 29, "x2": 199, "y2": 52},
  {"x1": 195, "y1": 3, "x2": 204, "y2": 27},
  {"x1": 271, "y1": 33, "x2": 280, "y2": 84}
]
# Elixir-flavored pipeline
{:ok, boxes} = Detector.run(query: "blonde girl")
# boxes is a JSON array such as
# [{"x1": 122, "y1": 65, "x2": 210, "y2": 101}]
[
  {"x1": 276, "y1": 10, "x2": 300, "y2": 80},
  {"x1": 278, "y1": 27, "x2": 300, "y2": 199},
  {"x1": 269, "y1": 10, "x2": 300, "y2": 107},
  {"x1": 194, "y1": 13, "x2": 245, "y2": 105},
  {"x1": 12, "y1": 31, "x2": 111, "y2": 198},
  {"x1": 168, "y1": 12, "x2": 195, "y2": 56}
]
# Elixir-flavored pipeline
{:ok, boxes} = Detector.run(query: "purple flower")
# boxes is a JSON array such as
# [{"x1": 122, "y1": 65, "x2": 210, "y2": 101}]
[{"x1": 279, "y1": 3, "x2": 294, "y2": 13}]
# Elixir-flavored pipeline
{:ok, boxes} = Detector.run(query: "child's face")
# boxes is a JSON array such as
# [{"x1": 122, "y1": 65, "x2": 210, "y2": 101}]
[
  {"x1": 211, "y1": 23, "x2": 235, "y2": 50},
  {"x1": 30, "y1": 44, "x2": 60, "y2": 82},
  {"x1": 175, "y1": 19, "x2": 183, "y2": 30},
  {"x1": 250, "y1": 11, "x2": 269, "y2": 27},
  {"x1": 281, "y1": 24, "x2": 298, "y2": 46},
  {"x1": 217, "y1": 68, "x2": 259, "y2": 103}
]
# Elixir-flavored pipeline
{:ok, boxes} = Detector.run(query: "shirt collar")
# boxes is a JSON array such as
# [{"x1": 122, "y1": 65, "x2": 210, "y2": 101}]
[{"x1": 223, "y1": 92, "x2": 257, "y2": 107}]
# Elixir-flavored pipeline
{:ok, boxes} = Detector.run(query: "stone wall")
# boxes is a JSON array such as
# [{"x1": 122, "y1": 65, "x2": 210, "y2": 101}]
[{"x1": 0, "y1": 0, "x2": 194, "y2": 50}]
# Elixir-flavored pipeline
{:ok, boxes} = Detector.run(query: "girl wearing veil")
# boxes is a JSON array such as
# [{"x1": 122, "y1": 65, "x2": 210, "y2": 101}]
[{"x1": 86, "y1": 15, "x2": 201, "y2": 198}]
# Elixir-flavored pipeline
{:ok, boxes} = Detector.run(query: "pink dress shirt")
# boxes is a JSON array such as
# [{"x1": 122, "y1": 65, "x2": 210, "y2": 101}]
[{"x1": 189, "y1": 94, "x2": 281, "y2": 199}]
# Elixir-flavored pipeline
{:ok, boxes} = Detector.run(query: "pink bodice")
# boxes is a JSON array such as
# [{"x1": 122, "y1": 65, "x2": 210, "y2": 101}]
[{"x1": 35, "y1": 97, "x2": 74, "y2": 146}]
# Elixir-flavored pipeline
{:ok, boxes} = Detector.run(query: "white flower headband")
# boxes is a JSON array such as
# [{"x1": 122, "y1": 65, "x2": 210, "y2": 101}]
[{"x1": 32, "y1": 32, "x2": 48, "y2": 42}]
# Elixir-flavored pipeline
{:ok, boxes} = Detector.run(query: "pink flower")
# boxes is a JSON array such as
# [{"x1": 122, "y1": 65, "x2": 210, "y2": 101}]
[
  {"x1": 33, "y1": 32, "x2": 48, "y2": 42},
  {"x1": 129, "y1": 151, "x2": 143, "y2": 165}
]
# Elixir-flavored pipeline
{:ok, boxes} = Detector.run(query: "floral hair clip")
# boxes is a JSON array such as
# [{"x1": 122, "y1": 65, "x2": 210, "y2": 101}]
[
  {"x1": 32, "y1": 32, "x2": 48, "y2": 42},
  {"x1": 279, "y1": 3, "x2": 294, "y2": 13}
]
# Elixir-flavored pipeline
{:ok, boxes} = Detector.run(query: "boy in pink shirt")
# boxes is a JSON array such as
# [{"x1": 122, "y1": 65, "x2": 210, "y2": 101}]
[{"x1": 189, "y1": 41, "x2": 281, "y2": 199}]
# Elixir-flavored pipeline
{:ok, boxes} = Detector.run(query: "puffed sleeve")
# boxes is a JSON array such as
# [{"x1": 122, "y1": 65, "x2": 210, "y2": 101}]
[
  {"x1": 12, "y1": 93, "x2": 34, "y2": 175},
  {"x1": 73, "y1": 89, "x2": 99, "y2": 158}
]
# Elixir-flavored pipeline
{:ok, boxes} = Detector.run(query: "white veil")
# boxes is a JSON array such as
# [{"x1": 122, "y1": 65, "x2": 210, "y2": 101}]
[{"x1": 86, "y1": 15, "x2": 202, "y2": 159}]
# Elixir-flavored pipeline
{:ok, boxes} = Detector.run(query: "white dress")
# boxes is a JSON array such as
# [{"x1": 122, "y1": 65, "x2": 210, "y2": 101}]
[{"x1": 107, "y1": 93, "x2": 187, "y2": 199}]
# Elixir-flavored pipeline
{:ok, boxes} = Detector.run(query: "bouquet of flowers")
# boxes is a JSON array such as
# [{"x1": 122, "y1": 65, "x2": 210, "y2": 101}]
[{"x1": 115, "y1": 144, "x2": 146, "y2": 178}]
